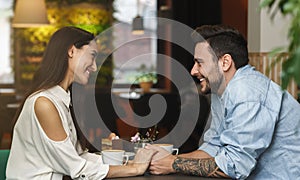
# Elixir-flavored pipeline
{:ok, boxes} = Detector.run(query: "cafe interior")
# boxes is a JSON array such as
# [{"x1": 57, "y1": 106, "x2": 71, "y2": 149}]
[{"x1": 0, "y1": 0, "x2": 299, "y2": 177}]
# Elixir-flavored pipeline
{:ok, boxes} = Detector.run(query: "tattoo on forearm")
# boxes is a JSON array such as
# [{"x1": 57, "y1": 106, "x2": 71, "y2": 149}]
[{"x1": 172, "y1": 157, "x2": 229, "y2": 178}]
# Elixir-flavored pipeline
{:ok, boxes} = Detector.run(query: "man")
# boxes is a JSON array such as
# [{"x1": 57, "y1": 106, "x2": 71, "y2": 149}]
[{"x1": 146, "y1": 25, "x2": 300, "y2": 179}]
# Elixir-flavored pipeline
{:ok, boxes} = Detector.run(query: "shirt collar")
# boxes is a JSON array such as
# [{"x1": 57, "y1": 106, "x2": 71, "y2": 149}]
[
  {"x1": 233, "y1": 64, "x2": 251, "y2": 78},
  {"x1": 49, "y1": 85, "x2": 71, "y2": 108},
  {"x1": 220, "y1": 64, "x2": 251, "y2": 101}
]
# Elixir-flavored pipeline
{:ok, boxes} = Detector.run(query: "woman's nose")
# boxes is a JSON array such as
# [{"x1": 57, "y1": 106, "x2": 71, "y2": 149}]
[{"x1": 91, "y1": 60, "x2": 97, "y2": 72}]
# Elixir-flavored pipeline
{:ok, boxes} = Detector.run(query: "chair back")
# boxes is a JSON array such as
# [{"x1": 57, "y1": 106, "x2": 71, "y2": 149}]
[{"x1": 0, "y1": 149, "x2": 10, "y2": 180}]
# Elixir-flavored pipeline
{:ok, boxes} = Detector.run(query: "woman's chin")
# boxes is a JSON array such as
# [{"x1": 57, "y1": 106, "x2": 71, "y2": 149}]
[{"x1": 75, "y1": 78, "x2": 89, "y2": 85}]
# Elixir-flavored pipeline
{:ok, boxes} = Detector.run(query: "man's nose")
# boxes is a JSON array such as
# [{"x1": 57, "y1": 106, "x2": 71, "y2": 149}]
[{"x1": 191, "y1": 63, "x2": 199, "y2": 76}]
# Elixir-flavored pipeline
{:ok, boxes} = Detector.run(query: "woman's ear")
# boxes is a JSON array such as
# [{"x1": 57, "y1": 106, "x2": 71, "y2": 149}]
[
  {"x1": 220, "y1": 54, "x2": 233, "y2": 72},
  {"x1": 68, "y1": 45, "x2": 75, "y2": 58}
]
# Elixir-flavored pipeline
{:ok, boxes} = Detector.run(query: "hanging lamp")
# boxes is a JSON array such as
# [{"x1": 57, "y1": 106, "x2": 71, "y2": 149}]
[
  {"x1": 12, "y1": 0, "x2": 49, "y2": 28},
  {"x1": 132, "y1": 0, "x2": 144, "y2": 35}
]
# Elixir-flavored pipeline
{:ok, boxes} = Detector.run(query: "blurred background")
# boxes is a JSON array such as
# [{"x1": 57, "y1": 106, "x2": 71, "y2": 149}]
[{"x1": 0, "y1": 0, "x2": 299, "y2": 152}]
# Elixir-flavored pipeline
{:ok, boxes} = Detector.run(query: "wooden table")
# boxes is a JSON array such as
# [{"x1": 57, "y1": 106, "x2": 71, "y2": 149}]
[{"x1": 106, "y1": 173, "x2": 228, "y2": 180}]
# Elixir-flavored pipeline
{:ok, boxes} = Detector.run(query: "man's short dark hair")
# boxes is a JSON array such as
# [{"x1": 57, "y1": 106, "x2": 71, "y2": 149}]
[{"x1": 191, "y1": 24, "x2": 249, "y2": 69}]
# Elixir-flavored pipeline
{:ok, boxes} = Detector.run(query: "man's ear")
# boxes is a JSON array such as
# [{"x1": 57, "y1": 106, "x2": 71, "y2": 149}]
[
  {"x1": 68, "y1": 45, "x2": 75, "y2": 58},
  {"x1": 220, "y1": 54, "x2": 233, "y2": 72}
]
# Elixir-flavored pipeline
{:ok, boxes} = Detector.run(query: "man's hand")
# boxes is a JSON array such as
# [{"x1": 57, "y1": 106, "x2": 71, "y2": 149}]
[
  {"x1": 145, "y1": 144, "x2": 177, "y2": 175},
  {"x1": 145, "y1": 145, "x2": 230, "y2": 178}
]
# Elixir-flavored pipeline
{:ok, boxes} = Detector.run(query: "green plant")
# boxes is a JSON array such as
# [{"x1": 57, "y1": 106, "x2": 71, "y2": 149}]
[
  {"x1": 136, "y1": 72, "x2": 157, "y2": 83},
  {"x1": 135, "y1": 63, "x2": 157, "y2": 83},
  {"x1": 260, "y1": 0, "x2": 300, "y2": 89}
]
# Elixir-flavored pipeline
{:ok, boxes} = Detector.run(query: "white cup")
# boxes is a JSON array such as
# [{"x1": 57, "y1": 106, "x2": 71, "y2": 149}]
[
  {"x1": 154, "y1": 144, "x2": 179, "y2": 155},
  {"x1": 102, "y1": 150, "x2": 129, "y2": 165}
]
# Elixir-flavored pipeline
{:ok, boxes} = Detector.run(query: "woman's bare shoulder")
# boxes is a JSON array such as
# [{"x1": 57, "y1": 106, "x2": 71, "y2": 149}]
[{"x1": 34, "y1": 96, "x2": 67, "y2": 141}]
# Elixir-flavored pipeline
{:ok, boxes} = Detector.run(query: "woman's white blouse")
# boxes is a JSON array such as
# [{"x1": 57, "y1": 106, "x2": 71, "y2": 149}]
[{"x1": 6, "y1": 85, "x2": 109, "y2": 180}]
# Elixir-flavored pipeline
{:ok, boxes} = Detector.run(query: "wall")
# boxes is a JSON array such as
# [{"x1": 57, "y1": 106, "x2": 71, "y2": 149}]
[{"x1": 248, "y1": 0, "x2": 291, "y2": 52}]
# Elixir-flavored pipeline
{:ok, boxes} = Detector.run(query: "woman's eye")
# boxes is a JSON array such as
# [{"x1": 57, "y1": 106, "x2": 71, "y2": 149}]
[{"x1": 92, "y1": 53, "x2": 97, "y2": 60}]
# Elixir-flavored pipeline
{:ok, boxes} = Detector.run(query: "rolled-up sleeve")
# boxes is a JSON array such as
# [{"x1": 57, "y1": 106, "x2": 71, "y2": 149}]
[{"x1": 215, "y1": 101, "x2": 276, "y2": 179}]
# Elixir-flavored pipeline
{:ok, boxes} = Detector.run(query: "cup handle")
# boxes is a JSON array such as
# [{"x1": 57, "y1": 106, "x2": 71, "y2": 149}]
[
  {"x1": 122, "y1": 154, "x2": 129, "y2": 165},
  {"x1": 172, "y1": 148, "x2": 179, "y2": 155}
]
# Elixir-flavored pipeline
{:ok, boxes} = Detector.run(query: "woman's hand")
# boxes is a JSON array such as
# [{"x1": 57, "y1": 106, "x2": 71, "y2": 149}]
[
  {"x1": 106, "y1": 147, "x2": 157, "y2": 178},
  {"x1": 108, "y1": 133, "x2": 119, "y2": 140},
  {"x1": 130, "y1": 147, "x2": 157, "y2": 175}
]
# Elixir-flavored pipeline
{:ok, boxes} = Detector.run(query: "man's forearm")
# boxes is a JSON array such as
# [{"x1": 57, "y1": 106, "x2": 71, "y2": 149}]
[{"x1": 172, "y1": 157, "x2": 229, "y2": 178}]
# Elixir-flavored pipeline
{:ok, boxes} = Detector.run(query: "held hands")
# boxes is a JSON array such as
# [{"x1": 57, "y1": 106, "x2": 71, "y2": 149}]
[
  {"x1": 106, "y1": 148, "x2": 156, "y2": 178},
  {"x1": 130, "y1": 147, "x2": 157, "y2": 175},
  {"x1": 145, "y1": 144, "x2": 177, "y2": 175}
]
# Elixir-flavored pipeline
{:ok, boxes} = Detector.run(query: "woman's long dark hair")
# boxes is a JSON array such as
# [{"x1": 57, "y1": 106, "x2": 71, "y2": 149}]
[
  {"x1": 32, "y1": 26, "x2": 95, "y2": 92},
  {"x1": 13, "y1": 26, "x2": 95, "y2": 150}
]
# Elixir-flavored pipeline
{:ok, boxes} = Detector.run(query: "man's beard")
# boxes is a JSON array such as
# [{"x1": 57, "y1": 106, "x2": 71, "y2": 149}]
[{"x1": 199, "y1": 77, "x2": 211, "y2": 95}]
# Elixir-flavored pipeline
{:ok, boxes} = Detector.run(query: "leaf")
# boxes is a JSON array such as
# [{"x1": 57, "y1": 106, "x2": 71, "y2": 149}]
[
  {"x1": 260, "y1": 0, "x2": 277, "y2": 18},
  {"x1": 291, "y1": 47, "x2": 300, "y2": 84},
  {"x1": 281, "y1": 1, "x2": 295, "y2": 13},
  {"x1": 259, "y1": 0, "x2": 276, "y2": 8},
  {"x1": 268, "y1": 47, "x2": 286, "y2": 57},
  {"x1": 266, "y1": 50, "x2": 286, "y2": 75},
  {"x1": 280, "y1": 70, "x2": 290, "y2": 89},
  {"x1": 281, "y1": 57, "x2": 294, "y2": 89}
]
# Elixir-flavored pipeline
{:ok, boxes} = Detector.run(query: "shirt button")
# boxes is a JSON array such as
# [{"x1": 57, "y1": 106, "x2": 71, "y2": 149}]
[{"x1": 80, "y1": 174, "x2": 86, "y2": 179}]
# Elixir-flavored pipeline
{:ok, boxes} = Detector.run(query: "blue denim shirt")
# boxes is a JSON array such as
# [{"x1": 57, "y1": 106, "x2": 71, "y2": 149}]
[{"x1": 199, "y1": 65, "x2": 300, "y2": 179}]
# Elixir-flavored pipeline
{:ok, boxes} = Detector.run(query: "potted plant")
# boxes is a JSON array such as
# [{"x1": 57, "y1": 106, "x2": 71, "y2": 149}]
[{"x1": 136, "y1": 72, "x2": 157, "y2": 92}]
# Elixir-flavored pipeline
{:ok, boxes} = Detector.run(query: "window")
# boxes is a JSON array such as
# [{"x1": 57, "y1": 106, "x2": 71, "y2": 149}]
[
  {"x1": 0, "y1": 0, "x2": 14, "y2": 84},
  {"x1": 112, "y1": 0, "x2": 157, "y2": 84}
]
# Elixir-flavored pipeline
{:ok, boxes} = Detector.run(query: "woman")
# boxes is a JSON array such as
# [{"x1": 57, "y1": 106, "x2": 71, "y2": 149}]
[{"x1": 6, "y1": 26, "x2": 155, "y2": 179}]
